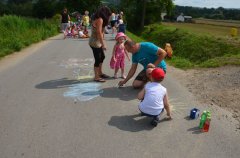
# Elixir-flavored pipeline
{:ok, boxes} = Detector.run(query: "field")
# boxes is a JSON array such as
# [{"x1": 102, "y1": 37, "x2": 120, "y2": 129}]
[{"x1": 163, "y1": 19, "x2": 240, "y2": 39}]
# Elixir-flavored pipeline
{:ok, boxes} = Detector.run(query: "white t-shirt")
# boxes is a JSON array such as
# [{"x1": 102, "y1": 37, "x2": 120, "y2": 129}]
[
  {"x1": 79, "y1": 31, "x2": 84, "y2": 37},
  {"x1": 139, "y1": 82, "x2": 166, "y2": 115}
]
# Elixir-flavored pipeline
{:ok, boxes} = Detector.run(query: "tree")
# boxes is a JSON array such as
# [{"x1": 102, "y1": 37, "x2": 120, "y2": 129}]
[
  {"x1": 120, "y1": 0, "x2": 174, "y2": 30},
  {"x1": 33, "y1": 0, "x2": 57, "y2": 19},
  {"x1": 8, "y1": 0, "x2": 32, "y2": 4},
  {"x1": 55, "y1": 0, "x2": 101, "y2": 15}
]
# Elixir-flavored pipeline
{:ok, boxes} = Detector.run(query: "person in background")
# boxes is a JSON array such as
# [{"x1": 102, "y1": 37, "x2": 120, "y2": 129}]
[
  {"x1": 71, "y1": 24, "x2": 78, "y2": 38},
  {"x1": 89, "y1": 6, "x2": 112, "y2": 82},
  {"x1": 82, "y1": 10, "x2": 90, "y2": 30},
  {"x1": 110, "y1": 11, "x2": 117, "y2": 37},
  {"x1": 118, "y1": 19, "x2": 125, "y2": 33},
  {"x1": 61, "y1": 8, "x2": 71, "y2": 34},
  {"x1": 137, "y1": 68, "x2": 172, "y2": 127}
]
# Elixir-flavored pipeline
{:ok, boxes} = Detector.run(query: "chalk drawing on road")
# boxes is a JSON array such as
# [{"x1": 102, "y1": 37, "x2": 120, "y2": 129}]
[
  {"x1": 59, "y1": 57, "x2": 94, "y2": 81},
  {"x1": 59, "y1": 58, "x2": 94, "y2": 69},
  {"x1": 63, "y1": 82, "x2": 103, "y2": 102},
  {"x1": 73, "y1": 68, "x2": 93, "y2": 81},
  {"x1": 59, "y1": 58, "x2": 103, "y2": 101},
  {"x1": 168, "y1": 98, "x2": 189, "y2": 118}
]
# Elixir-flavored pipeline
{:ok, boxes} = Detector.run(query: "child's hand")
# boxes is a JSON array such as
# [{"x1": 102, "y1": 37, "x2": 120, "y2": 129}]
[{"x1": 165, "y1": 115, "x2": 172, "y2": 120}]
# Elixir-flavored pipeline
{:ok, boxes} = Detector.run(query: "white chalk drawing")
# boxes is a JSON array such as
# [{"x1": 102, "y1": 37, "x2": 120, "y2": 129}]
[
  {"x1": 59, "y1": 58, "x2": 94, "y2": 69},
  {"x1": 59, "y1": 58, "x2": 94, "y2": 80},
  {"x1": 168, "y1": 97, "x2": 189, "y2": 119},
  {"x1": 64, "y1": 82, "x2": 103, "y2": 102}
]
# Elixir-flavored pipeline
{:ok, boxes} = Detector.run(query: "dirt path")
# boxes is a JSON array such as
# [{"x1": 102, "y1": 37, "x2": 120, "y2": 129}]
[{"x1": 168, "y1": 65, "x2": 240, "y2": 129}]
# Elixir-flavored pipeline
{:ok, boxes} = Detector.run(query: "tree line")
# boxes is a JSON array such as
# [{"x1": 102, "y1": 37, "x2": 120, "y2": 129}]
[
  {"x1": 0, "y1": 0, "x2": 174, "y2": 31},
  {"x1": 174, "y1": 5, "x2": 240, "y2": 20},
  {"x1": 1, "y1": 0, "x2": 239, "y2": 31},
  {"x1": 0, "y1": 0, "x2": 102, "y2": 19}
]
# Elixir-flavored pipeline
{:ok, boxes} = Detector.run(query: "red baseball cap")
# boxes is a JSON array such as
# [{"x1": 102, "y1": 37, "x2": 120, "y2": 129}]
[{"x1": 151, "y1": 68, "x2": 165, "y2": 80}]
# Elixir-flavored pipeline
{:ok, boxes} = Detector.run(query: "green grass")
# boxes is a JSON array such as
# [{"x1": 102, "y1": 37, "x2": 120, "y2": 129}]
[
  {"x1": 0, "y1": 15, "x2": 59, "y2": 58},
  {"x1": 132, "y1": 23, "x2": 240, "y2": 69},
  {"x1": 162, "y1": 22, "x2": 240, "y2": 39},
  {"x1": 126, "y1": 31, "x2": 146, "y2": 42}
]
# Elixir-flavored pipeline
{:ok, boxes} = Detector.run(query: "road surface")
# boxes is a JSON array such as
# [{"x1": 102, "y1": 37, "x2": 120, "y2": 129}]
[{"x1": 0, "y1": 33, "x2": 239, "y2": 158}]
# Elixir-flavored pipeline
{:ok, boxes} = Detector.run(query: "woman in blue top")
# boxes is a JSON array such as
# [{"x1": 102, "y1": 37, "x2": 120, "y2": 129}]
[{"x1": 118, "y1": 40, "x2": 167, "y2": 89}]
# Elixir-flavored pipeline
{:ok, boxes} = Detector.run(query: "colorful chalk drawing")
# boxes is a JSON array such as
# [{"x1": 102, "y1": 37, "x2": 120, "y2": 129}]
[
  {"x1": 60, "y1": 58, "x2": 103, "y2": 101},
  {"x1": 63, "y1": 82, "x2": 103, "y2": 101}
]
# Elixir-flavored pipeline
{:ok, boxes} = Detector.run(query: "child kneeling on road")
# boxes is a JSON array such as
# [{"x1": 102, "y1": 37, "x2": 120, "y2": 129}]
[{"x1": 137, "y1": 67, "x2": 172, "y2": 127}]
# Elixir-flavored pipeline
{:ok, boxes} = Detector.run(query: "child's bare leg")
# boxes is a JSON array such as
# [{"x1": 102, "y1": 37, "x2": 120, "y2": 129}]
[
  {"x1": 114, "y1": 68, "x2": 119, "y2": 78},
  {"x1": 121, "y1": 68, "x2": 126, "y2": 79}
]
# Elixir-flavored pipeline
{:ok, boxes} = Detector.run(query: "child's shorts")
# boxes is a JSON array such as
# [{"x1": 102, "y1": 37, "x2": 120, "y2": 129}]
[{"x1": 139, "y1": 109, "x2": 164, "y2": 120}]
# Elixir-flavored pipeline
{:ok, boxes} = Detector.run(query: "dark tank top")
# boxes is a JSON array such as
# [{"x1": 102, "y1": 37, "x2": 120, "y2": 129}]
[{"x1": 61, "y1": 12, "x2": 68, "y2": 23}]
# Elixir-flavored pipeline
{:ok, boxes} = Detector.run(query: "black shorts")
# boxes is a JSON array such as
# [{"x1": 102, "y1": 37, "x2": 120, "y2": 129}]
[
  {"x1": 135, "y1": 70, "x2": 148, "y2": 82},
  {"x1": 110, "y1": 20, "x2": 117, "y2": 27}
]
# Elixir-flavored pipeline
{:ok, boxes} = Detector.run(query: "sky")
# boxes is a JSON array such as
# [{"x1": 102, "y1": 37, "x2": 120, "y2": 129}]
[{"x1": 174, "y1": 0, "x2": 240, "y2": 9}]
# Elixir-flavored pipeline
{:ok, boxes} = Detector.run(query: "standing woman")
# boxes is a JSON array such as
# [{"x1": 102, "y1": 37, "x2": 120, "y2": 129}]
[
  {"x1": 60, "y1": 8, "x2": 70, "y2": 33},
  {"x1": 89, "y1": 6, "x2": 112, "y2": 82}
]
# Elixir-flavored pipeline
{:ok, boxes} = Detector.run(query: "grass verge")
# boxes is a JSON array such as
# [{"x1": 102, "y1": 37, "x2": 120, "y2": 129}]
[
  {"x1": 0, "y1": 15, "x2": 59, "y2": 58},
  {"x1": 128, "y1": 23, "x2": 240, "y2": 69}
]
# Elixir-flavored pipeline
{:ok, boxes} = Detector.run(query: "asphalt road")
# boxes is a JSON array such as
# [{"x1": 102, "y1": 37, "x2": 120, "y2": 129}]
[{"x1": 0, "y1": 33, "x2": 239, "y2": 158}]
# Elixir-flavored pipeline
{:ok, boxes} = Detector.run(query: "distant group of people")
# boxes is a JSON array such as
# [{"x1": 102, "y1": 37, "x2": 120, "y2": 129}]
[
  {"x1": 60, "y1": 8, "x2": 90, "y2": 39},
  {"x1": 62, "y1": 6, "x2": 173, "y2": 127},
  {"x1": 63, "y1": 23, "x2": 89, "y2": 39}
]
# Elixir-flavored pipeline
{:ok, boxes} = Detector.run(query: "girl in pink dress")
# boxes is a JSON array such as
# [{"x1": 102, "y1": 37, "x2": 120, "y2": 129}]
[{"x1": 110, "y1": 32, "x2": 130, "y2": 79}]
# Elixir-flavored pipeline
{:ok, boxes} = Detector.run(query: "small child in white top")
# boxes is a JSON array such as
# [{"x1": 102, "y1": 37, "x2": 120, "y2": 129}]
[{"x1": 137, "y1": 67, "x2": 172, "y2": 126}]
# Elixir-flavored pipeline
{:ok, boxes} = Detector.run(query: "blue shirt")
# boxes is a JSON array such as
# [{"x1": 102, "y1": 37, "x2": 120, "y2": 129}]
[{"x1": 132, "y1": 42, "x2": 166, "y2": 71}]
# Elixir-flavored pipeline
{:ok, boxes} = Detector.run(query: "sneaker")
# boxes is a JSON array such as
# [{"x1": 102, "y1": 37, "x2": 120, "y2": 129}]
[
  {"x1": 151, "y1": 119, "x2": 158, "y2": 127},
  {"x1": 114, "y1": 74, "x2": 118, "y2": 79}
]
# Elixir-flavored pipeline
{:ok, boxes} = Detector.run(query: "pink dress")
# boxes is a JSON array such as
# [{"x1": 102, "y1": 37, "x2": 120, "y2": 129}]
[{"x1": 110, "y1": 44, "x2": 125, "y2": 69}]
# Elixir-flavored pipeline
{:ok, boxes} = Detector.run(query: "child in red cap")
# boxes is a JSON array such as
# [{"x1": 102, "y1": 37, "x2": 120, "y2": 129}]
[
  {"x1": 110, "y1": 32, "x2": 130, "y2": 79},
  {"x1": 137, "y1": 68, "x2": 172, "y2": 127}
]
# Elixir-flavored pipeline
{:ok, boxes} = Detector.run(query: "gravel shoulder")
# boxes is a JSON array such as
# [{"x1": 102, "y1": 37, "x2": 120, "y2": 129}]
[{"x1": 168, "y1": 65, "x2": 240, "y2": 129}]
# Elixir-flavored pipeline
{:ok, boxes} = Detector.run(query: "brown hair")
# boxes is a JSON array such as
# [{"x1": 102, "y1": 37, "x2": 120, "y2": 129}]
[
  {"x1": 124, "y1": 40, "x2": 136, "y2": 48},
  {"x1": 93, "y1": 6, "x2": 112, "y2": 27}
]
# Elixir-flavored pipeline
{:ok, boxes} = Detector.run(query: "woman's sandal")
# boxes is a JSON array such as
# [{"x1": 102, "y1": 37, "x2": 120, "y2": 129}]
[
  {"x1": 94, "y1": 78, "x2": 106, "y2": 82},
  {"x1": 100, "y1": 74, "x2": 110, "y2": 78}
]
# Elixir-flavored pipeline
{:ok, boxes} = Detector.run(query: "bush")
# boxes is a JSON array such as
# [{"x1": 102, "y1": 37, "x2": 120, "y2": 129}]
[{"x1": 0, "y1": 15, "x2": 59, "y2": 58}]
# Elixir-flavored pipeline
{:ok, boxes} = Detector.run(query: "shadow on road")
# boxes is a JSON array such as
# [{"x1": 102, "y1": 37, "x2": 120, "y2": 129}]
[
  {"x1": 187, "y1": 126, "x2": 203, "y2": 134},
  {"x1": 108, "y1": 114, "x2": 172, "y2": 132},
  {"x1": 100, "y1": 86, "x2": 140, "y2": 101},
  {"x1": 108, "y1": 114, "x2": 155, "y2": 132},
  {"x1": 35, "y1": 78, "x2": 81, "y2": 89}
]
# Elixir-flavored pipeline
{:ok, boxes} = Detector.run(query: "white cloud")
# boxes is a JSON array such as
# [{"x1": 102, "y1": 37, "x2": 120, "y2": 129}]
[{"x1": 174, "y1": 0, "x2": 240, "y2": 9}]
